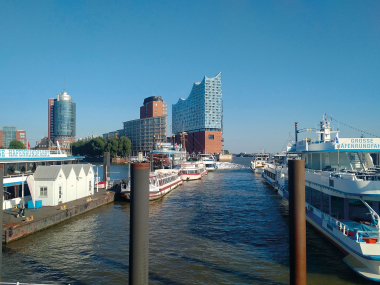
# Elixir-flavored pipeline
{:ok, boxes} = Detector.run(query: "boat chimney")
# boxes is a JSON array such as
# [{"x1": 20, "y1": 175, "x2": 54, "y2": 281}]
[
  {"x1": 320, "y1": 121, "x2": 323, "y2": 142},
  {"x1": 295, "y1": 122, "x2": 298, "y2": 144}
]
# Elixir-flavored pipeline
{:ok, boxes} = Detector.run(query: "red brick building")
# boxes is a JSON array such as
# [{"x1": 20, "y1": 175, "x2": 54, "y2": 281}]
[
  {"x1": 175, "y1": 130, "x2": 223, "y2": 155},
  {"x1": 140, "y1": 96, "x2": 167, "y2": 119}
]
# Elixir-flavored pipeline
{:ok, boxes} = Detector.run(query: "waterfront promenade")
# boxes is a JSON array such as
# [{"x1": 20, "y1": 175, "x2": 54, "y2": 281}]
[{"x1": 2, "y1": 188, "x2": 117, "y2": 243}]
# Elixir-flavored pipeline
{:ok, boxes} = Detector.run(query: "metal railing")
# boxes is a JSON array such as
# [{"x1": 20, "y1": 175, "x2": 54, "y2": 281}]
[{"x1": 307, "y1": 203, "x2": 380, "y2": 243}]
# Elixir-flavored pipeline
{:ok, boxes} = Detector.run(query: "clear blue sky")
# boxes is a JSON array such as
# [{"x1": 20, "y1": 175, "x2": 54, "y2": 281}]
[{"x1": 1, "y1": 1, "x2": 379, "y2": 153}]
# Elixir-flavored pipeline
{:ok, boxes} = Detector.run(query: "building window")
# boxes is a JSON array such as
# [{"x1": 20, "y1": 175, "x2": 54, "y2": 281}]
[
  {"x1": 40, "y1": 187, "x2": 48, "y2": 197},
  {"x1": 208, "y1": 135, "x2": 214, "y2": 140},
  {"x1": 89, "y1": 181, "x2": 92, "y2": 192}
]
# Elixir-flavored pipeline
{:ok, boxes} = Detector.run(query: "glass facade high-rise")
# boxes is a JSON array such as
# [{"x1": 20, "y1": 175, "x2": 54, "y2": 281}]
[
  {"x1": 172, "y1": 72, "x2": 223, "y2": 154},
  {"x1": 2, "y1": 126, "x2": 16, "y2": 148},
  {"x1": 50, "y1": 90, "x2": 76, "y2": 151},
  {"x1": 123, "y1": 116, "x2": 167, "y2": 156},
  {"x1": 54, "y1": 92, "x2": 76, "y2": 137},
  {"x1": 172, "y1": 72, "x2": 222, "y2": 134}
]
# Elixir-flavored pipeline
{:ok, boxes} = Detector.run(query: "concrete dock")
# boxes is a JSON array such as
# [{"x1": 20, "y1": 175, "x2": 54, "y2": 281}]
[{"x1": 2, "y1": 188, "x2": 118, "y2": 244}]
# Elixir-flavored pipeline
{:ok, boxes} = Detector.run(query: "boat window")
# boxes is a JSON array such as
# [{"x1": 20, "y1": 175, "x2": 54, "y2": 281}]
[
  {"x1": 322, "y1": 193, "x2": 329, "y2": 214},
  {"x1": 331, "y1": 196, "x2": 344, "y2": 220},
  {"x1": 348, "y1": 199, "x2": 372, "y2": 223},
  {"x1": 311, "y1": 189, "x2": 321, "y2": 210},
  {"x1": 305, "y1": 186, "x2": 311, "y2": 204}
]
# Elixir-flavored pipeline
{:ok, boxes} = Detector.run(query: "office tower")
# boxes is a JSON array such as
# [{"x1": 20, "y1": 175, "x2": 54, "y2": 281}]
[
  {"x1": 172, "y1": 72, "x2": 223, "y2": 154},
  {"x1": 48, "y1": 90, "x2": 76, "y2": 151},
  {"x1": 103, "y1": 96, "x2": 167, "y2": 156},
  {"x1": 48, "y1": 98, "x2": 56, "y2": 141},
  {"x1": 0, "y1": 127, "x2": 27, "y2": 148},
  {"x1": 140, "y1": 96, "x2": 167, "y2": 119}
]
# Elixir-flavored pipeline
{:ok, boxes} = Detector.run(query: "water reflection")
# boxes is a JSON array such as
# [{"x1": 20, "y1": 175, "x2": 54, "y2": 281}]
[{"x1": 2, "y1": 158, "x2": 379, "y2": 284}]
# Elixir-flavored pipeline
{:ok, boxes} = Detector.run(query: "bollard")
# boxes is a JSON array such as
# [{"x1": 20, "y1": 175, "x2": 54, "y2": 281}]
[
  {"x1": 103, "y1": 152, "x2": 110, "y2": 183},
  {"x1": 288, "y1": 159, "x2": 306, "y2": 285},
  {"x1": 0, "y1": 164, "x2": 3, "y2": 282},
  {"x1": 150, "y1": 153, "x2": 154, "y2": 173},
  {"x1": 129, "y1": 163, "x2": 150, "y2": 285}
]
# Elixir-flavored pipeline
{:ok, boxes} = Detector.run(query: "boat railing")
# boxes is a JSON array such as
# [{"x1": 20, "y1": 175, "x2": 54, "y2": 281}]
[
  {"x1": 355, "y1": 230, "x2": 380, "y2": 243},
  {"x1": 307, "y1": 203, "x2": 360, "y2": 240},
  {"x1": 328, "y1": 170, "x2": 380, "y2": 181},
  {"x1": 335, "y1": 220, "x2": 350, "y2": 236}
]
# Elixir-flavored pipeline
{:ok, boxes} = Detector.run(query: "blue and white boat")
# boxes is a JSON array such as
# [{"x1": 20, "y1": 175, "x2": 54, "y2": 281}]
[
  {"x1": 250, "y1": 152, "x2": 270, "y2": 174},
  {"x1": 199, "y1": 153, "x2": 218, "y2": 171},
  {"x1": 264, "y1": 115, "x2": 380, "y2": 281}
]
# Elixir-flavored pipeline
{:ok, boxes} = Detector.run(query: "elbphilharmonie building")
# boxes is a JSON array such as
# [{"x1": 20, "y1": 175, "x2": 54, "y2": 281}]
[{"x1": 172, "y1": 72, "x2": 223, "y2": 154}]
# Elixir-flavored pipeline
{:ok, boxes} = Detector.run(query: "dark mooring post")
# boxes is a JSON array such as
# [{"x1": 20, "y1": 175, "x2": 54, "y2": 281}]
[
  {"x1": 288, "y1": 159, "x2": 306, "y2": 285},
  {"x1": 129, "y1": 163, "x2": 150, "y2": 285},
  {"x1": 149, "y1": 153, "x2": 154, "y2": 173},
  {"x1": 103, "y1": 152, "x2": 110, "y2": 183},
  {"x1": 0, "y1": 164, "x2": 3, "y2": 282}
]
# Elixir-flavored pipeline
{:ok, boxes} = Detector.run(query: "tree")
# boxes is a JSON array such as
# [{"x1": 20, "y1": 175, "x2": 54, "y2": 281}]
[
  {"x1": 0, "y1": 146, "x2": 4, "y2": 149},
  {"x1": 118, "y1": 136, "x2": 131, "y2": 157},
  {"x1": 71, "y1": 140, "x2": 86, "y2": 156},
  {"x1": 105, "y1": 137, "x2": 119, "y2": 158},
  {"x1": 89, "y1": 137, "x2": 107, "y2": 157},
  {"x1": 9, "y1": 140, "x2": 26, "y2": 149},
  {"x1": 224, "y1": 150, "x2": 229, "y2": 154}
]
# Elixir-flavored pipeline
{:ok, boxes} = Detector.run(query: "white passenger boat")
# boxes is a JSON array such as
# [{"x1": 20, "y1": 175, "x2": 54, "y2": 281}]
[
  {"x1": 262, "y1": 153, "x2": 286, "y2": 189},
  {"x1": 250, "y1": 152, "x2": 270, "y2": 174},
  {"x1": 179, "y1": 157, "x2": 208, "y2": 181},
  {"x1": 121, "y1": 169, "x2": 183, "y2": 201},
  {"x1": 266, "y1": 115, "x2": 380, "y2": 281},
  {"x1": 199, "y1": 153, "x2": 218, "y2": 171}
]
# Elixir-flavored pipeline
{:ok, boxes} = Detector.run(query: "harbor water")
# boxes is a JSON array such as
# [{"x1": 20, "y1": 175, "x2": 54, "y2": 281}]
[{"x1": 2, "y1": 157, "x2": 378, "y2": 284}]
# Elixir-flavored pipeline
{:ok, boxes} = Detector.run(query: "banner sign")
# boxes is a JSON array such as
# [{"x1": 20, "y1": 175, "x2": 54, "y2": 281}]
[
  {"x1": 336, "y1": 138, "x2": 380, "y2": 150},
  {"x1": 0, "y1": 149, "x2": 51, "y2": 158}
]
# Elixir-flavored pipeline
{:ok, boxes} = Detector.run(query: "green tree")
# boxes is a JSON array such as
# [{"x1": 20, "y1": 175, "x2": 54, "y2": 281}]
[
  {"x1": 118, "y1": 136, "x2": 131, "y2": 157},
  {"x1": 224, "y1": 150, "x2": 229, "y2": 154},
  {"x1": 0, "y1": 146, "x2": 4, "y2": 149},
  {"x1": 105, "y1": 137, "x2": 119, "y2": 158},
  {"x1": 71, "y1": 140, "x2": 86, "y2": 156},
  {"x1": 89, "y1": 137, "x2": 107, "y2": 157},
  {"x1": 9, "y1": 140, "x2": 26, "y2": 149}
]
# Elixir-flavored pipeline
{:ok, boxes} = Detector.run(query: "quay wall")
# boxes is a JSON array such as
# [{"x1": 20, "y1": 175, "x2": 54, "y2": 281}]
[
  {"x1": 4, "y1": 192, "x2": 117, "y2": 244},
  {"x1": 218, "y1": 154, "x2": 233, "y2": 162}
]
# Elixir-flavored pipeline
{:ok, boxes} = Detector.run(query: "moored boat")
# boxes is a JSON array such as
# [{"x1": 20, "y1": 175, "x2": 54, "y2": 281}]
[
  {"x1": 266, "y1": 115, "x2": 380, "y2": 281},
  {"x1": 179, "y1": 157, "x2": 208, "y2": 181},
  {"x1": 250, "y1": 152, "x2": 270, "y2": 174},
  {"x1": 198, "y1": 153, "x2": 218, "y2": 171},
  {"x1": 261, "y1": 153, "x2": 286, "y2": 189},
  {"x1": 121, "y1": 169, "x2": 183, "y2": 201}
]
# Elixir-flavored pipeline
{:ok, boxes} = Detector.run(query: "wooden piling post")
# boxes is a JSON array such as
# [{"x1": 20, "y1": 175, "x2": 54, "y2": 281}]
[
  {"x1": 129, "y1": 163, "x2": 149, "y2": 285},
  {"x1": 0, "y1": 164, "x2": 3, "y2": 282},
  {"x1": 288, "y1": 159, "x2": 306, "y2": 285}
]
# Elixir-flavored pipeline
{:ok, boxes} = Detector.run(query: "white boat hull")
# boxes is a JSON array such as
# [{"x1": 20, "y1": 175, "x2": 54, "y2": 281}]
[{"x1": 121, "y1": 178, "x2": 183, "y2": 201}]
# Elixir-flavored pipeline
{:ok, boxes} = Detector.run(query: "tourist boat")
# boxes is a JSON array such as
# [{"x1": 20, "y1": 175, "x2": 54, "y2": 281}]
[
  {"x1": 120, "y1": 169, "x2": 183, "y2": 201},
  {"x1": 250, "y1": 152, "x2": 270, "y2": 174},
  {"x1": 261, "y1": 153, "x2": 287, "y2": 189},
  {"x1": 198, "y1": 153, "x2": 218, "y2": 171},
  {"x1": 179, "y1": 157, "x2": 208, "y2": 181},
  {"x1": 266, "y1": 115, "x2": 380, "y2": 281}
]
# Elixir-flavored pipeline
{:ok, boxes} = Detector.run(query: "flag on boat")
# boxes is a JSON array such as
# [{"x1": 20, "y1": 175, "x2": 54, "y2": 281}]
[
  {"x1": 27, "y1": 141, "x2": 30, "y2": 150},
  {"x1": 334, "y1": 133, "x2": 339, "y2": 145}
]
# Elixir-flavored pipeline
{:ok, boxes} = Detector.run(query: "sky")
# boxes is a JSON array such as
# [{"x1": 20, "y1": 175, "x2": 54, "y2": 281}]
[{"x1": 1, "y1": 0, "x2": 379, "y2": 153}]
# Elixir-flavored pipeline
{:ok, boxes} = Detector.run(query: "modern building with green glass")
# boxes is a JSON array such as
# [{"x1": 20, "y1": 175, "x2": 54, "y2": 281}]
[
  {"x1": 49, "y1": 90, "x2": 76, "y2": 151},
  {"x1": 172, "y1": 72, "x2": 223, "y2": 154}
]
